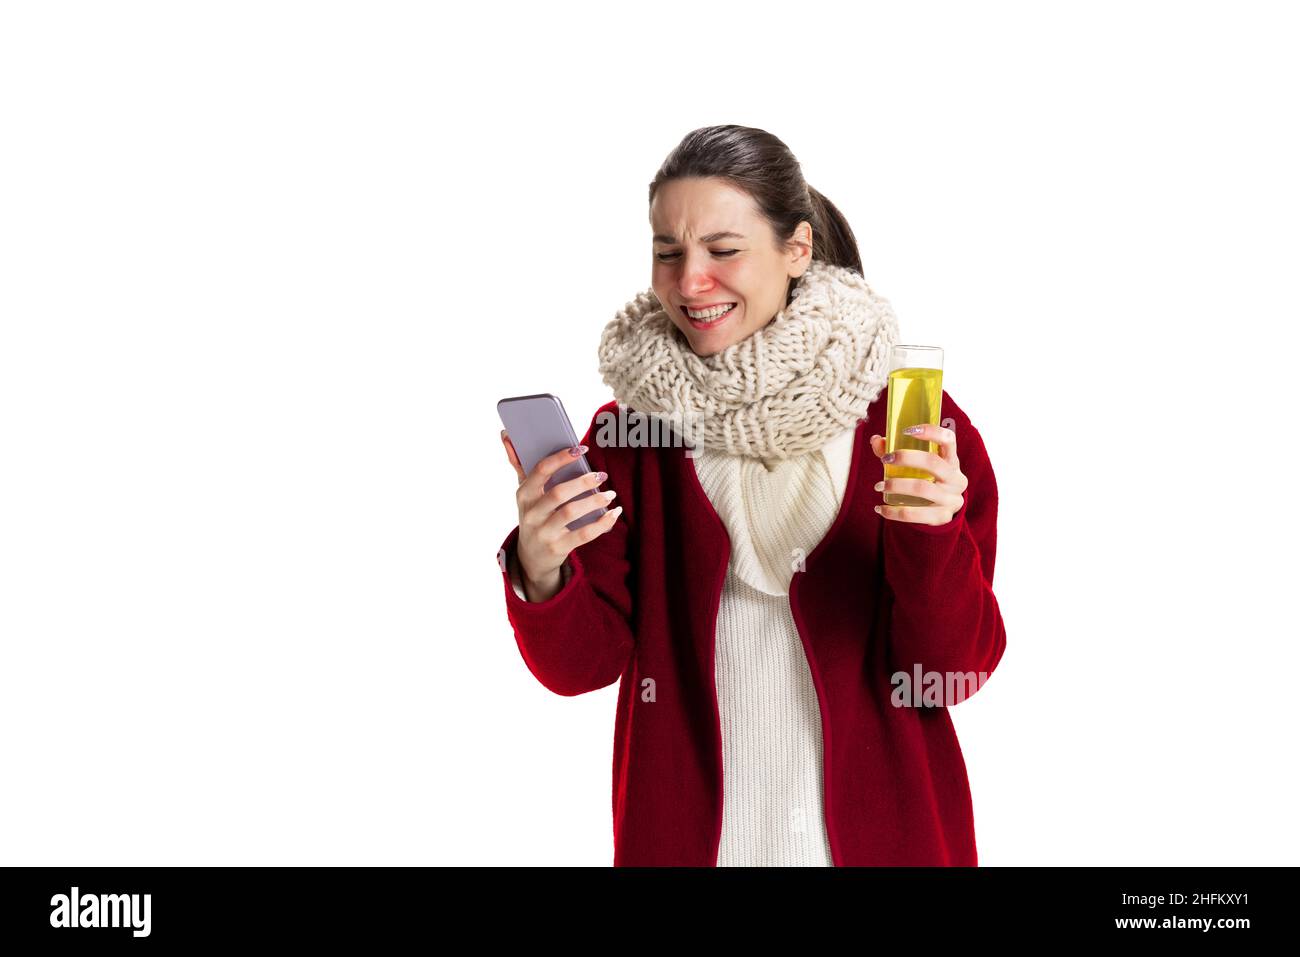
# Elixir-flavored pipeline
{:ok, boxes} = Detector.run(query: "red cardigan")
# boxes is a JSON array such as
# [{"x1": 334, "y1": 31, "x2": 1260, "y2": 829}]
[{"x1": 495, "y1": 390, "x2": 1007, "y2": 866}]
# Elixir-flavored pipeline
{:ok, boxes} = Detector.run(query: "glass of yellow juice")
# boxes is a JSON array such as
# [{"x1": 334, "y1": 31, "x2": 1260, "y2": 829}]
[{"x1": 884, "y1": 344, "x2": 943, "y2": 507}]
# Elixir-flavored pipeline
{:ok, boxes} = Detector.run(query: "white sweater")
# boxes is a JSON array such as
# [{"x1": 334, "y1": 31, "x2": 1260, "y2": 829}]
[
  {"x1": 509, "y1": 428, "x2": 857, "y2": 866},
  {"x1": 691, "y1": 427, "x2": 856, "y2": 866}
]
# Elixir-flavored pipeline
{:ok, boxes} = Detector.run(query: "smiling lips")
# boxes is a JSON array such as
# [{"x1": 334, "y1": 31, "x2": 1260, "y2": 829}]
[{"x1": 681, "y1": 302, "x2": 737, "y2": 328}]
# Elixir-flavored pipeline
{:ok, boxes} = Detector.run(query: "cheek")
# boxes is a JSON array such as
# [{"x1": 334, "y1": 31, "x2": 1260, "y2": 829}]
[
  {"x1": 653, "y1": 260, "x2": 746, "y2": 289},
  {"x1": 713, "y1": 260, "x2": 745, "y2": 285}
]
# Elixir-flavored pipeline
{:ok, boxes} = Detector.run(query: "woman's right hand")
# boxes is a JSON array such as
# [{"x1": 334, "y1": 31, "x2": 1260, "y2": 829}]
[{"x1": 501, "y1": 430, "x2": 622, "y2": 602}]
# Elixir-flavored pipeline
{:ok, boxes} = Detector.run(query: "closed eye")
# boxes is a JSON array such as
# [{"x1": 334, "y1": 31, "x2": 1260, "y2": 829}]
[{"x1": 655, "y1": 249, "x2": 740, "y2": 262}]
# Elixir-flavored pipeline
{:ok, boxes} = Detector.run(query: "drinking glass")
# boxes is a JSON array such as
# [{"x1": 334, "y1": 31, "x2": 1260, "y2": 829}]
[{"x1": 884, "y1": 344, "x2": 944, "y2": 507}]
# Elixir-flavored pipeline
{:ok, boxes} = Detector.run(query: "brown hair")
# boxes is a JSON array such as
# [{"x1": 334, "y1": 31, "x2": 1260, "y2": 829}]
[{"x1": 648, "y1": 124, "x2": 863, "y2": 307}]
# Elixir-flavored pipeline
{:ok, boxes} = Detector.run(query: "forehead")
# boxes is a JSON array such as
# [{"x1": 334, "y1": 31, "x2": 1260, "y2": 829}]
[{"x1": 649, "y1": 177, "x2": 758, "y2": 237}]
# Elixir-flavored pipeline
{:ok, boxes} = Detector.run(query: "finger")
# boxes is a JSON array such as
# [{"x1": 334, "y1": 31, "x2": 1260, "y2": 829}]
[
  {"x1": 522, "y1": 475, "x2": 613, "y2": 538},
  {"x1": 544, "y1": 486, "x2": 618, "y2": 533},
  {"x1": 542, "y1": 467, "x2": 609, "y2": 510},
  {"x1": 519, "y1": 442, "x2": 592, "y2": 502},
  {"x1": 501, "y1": 430, "x2": 526, "y2": 484},
  {"x1": 523, "y1": 469, "x2": 609, "y2": 531},
  {"x1": 874, "y1": 477, "x2": 964, "y2": 512},
  {"x1": 882, "y1": 447, "x2": 957, "y2": 482},
  {"x1": 875, "y1": 502, "x2": 959, "y2": 525},
  {"x1": 562, "y1": 501, "x2": 624, "y2": 549},
  {"x1": 869, "y1": 434, "x2": 886, "y2": 458},
  {"x1": 531, "y1": 490, "x2": 618, "y2": 556},
  {"x1": 902, "y1": 422, "x2": 959, "y2": 466}
]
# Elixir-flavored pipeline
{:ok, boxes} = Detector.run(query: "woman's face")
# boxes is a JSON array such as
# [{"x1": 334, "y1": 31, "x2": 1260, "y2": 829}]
[{"x1": 650, "y1": 176, "x2": 811, "y2": 357}]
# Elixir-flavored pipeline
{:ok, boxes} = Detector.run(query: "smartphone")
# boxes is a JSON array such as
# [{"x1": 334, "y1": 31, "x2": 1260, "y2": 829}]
[{"x1": 497, "y1": 393, "x2": 608, "y2": 531}]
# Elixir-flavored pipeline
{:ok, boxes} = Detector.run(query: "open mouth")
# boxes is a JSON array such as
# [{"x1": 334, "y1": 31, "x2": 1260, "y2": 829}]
[{"x1": 680, "y1": 303, "x2": 737, "y2": 328}]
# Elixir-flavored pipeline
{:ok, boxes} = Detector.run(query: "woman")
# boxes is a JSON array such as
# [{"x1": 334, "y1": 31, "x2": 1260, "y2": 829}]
[{"x1": 495, "y1": 125, "x2": 1007, "y2": 866}]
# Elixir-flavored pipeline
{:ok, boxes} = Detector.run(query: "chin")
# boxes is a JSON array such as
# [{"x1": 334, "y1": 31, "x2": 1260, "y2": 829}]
[{"x1": 676, "y1": 327, "x2": 725, "y2": 357}]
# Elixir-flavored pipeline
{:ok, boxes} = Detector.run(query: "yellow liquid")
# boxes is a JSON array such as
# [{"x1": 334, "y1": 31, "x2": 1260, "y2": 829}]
[{"x1": 884, "y1": 367, "x2": 943, "y2": 507}]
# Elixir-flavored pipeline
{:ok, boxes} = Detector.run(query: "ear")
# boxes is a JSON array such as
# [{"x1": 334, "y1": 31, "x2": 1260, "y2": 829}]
[{"x1": 789, "y1": 219, "x2": 813, "y2": 276}]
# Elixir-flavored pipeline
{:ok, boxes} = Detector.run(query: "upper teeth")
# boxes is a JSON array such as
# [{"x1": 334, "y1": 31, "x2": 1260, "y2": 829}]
[{"x1": 686, "y1": 303, "x2": 735, "y2": 319}]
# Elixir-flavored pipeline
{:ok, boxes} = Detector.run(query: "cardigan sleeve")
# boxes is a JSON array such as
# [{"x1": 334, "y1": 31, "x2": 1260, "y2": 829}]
[
  {"x1": 882, "y1": 395, "x2": 1006, "y2": 705},
  {"x1": 494, "y1": 409, "x2": 636, "y2": 697}
]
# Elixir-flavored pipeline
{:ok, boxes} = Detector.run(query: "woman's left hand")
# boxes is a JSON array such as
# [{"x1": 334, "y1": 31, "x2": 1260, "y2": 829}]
[{"x1": 869, "y1": 423, "x2": 969, "y2": 526}]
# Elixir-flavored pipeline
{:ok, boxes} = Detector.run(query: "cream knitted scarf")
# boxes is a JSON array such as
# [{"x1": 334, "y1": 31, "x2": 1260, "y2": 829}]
[{"x1": 596, "y1": 259, "x2": 901, "y2": 461}]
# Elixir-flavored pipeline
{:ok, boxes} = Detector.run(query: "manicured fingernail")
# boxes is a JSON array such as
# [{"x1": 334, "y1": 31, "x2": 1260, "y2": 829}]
[
  {"x1": 874, "y1": 481, "x2": 884, "y2": 491},
  {"x1": 882, "y1": 452, "x2": 895, "y2": 463},
  {"x1": 593, "y1": 471, "x2": 607, "y2": 482},
  {"x1": 570, "y1": 444, "x2": 588, "y2": 456},
  {"x1": 874, "y1": 505, "x2": 882, "y2": 513},
  {"x1": 903, "y1": 425, "x2": 922, "y2": 435}
]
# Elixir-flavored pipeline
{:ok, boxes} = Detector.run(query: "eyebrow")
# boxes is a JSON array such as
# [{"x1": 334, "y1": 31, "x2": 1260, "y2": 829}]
[{"x1": 652, "y1": 230, "x2": 746, "y2": 244}]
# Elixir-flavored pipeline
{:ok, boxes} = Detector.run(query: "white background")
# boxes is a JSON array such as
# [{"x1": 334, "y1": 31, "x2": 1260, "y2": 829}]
[{"x1": 2, "y1": 1, "x2": 1297, "y2": 866}]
